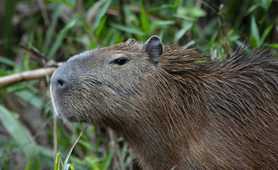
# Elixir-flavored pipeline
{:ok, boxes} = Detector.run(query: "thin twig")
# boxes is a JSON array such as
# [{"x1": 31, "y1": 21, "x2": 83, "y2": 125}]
[{"x1": 0, "y1": 67, "x2": 56, "y2": 88}]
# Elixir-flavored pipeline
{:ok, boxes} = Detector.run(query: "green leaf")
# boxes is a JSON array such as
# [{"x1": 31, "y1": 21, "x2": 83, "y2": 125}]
[
  {"x1": 16, "y1": 90, "x2": 43, "y2": 108},
  {"x1": 111, "y1": 23, "x2": 144, "y2": 36},
  {"x1": 94, "y1": 0, "x2": 112, "y2": 30},
  {"x1": 260, "y1": 25, "x2": 273, "y2": 45},
  {"x1": 3, "y1": 0, "x2": 17, "y2": 56},
  {"x1": 101, "y1": 152, "x2": 113, "y2": 170},
  {"x1": 24, "y1": 158, "x2": 41, "y2": 170},
  {"x1": 63, "y1": 131, "x2": 83, "y2": 170},
  {"x1": 247, "y1": 4, "x2": 259, "y2": 14},
  {"x1": 153, "y1": 20, "x2": 175, "y2": 27},
  {"x1": 69, "y1": 164, "x2": 75, "y2": 170},
  {"x1": 43, "y1": 5, "x2": 62, "y2": 54},
  {"x1": 0, "y1": 56, "x2": 14, "y2": 66},
  {"x1": 268, "y1": 43, "x2": 278, "y2": 49},
  {"x1": 190, "y1": 6, "x2": 206, "y2": 18},
  {"x1": 95, "y1": 16, "x2": 107, "y2": 37},
  {"x1": 227, "y1": 30, "x2": 240, "y2": 42},
  {"x1": 140, "y1": 4, "x2": 151, "y2": 32},
  {"x1": 250, "y1": 16, "x2": 260, "y2": 47},
  {"x1": 47, "y1": 0, "x2": 76, "y2": 8},
  {"x1": 0, "y1": 105, "x2": 38, "y2": 158},
  {"x1": 176, "y1": 6, "x2": 206, "y2": 21},
  {"x1": 47, "y1": 17, "x2": 78, "y2": 59},
  {"x1": 260, "y1": 0, "x2": 272, "y2": 10},
  {"x1": 175, "y1": 22, "x2": 193, "y2": 41},
  {"x1": 54, "y1": 152, "x2": 62, "y2": 170}
]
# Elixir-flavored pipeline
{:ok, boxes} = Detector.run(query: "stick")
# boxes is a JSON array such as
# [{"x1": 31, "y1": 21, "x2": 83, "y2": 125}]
[{"x1": 0, "y1": 67, "x2": 56, "y2": 87}]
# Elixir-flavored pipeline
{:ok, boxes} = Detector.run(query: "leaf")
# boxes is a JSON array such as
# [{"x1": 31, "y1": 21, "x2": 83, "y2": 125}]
[
  {"x1": 47, "y1": 17, "x2": 78, "y2": 59},
  {"x1": 0, "y1": 105, "x2": 38, "y2": 158},
  {"x1": 16, "y1": 90, "x2": 43, "y2": 108},
  {"x1": 140, "y1": 4, "x2": 151, "y2": 33},
  {"x1": 153, "y1": 20, "x2": 175, "y2": 27},
  {"x1": 183, "y1": 40, "x2": 196, "y2": 49},
  {"x1": 190, "y1": 6, "x2": 206, "y2": 18},
  {"x1": 54, "y1": 152, "x2": 62, "y2": 170},
  {"x1": 0, "y1": 56, "x2": 14, "y2": 66},
  {"x1": 227, "y1": 30, "x2": 240, "y2": 42},
  {"x1": 2, "y1": 0, "x2": 17, "y2": 56},
  {"x1": 101, "y1": 152, "x2": 113, "y2": 170},
  {"x1": 43, "y1": 5, "x2": 62, "y2": 54},
  {"x1": 268, "y1": 43, "x2": 278, "y2": 49},
  {"x1": 260, "y1": 25, "x2": 273, "y2": 45},
  {"x1": 94, "y1": 0, "x2": 112, "y2": 30},
  {"x1": 175, "y1": 22, "x2": 193, "y2": 41},
  {"x1": 247, "y1": 4, "x2": 259, "y2": 14},
  {"x1": 176, "y1": 6, "x2": 206, "y2": 21},
  {"x1": 260, "y1": 0, "x2": 272, "y2": 10},
  {"x1": 111, "y1": 23, "x2": 144, "y2": 36},
  {"x1": 63, "y1": 131, "x2": 83, "y2": 170},
  {"x1": 24, "y1": 158, "x2": 40, "y2": 170},
  {"x1": 95, "y1": 16, "x2": 107, "y2": 37},
  {"x1": 47, "y1": 0, "x2": 76, "y2": 8},
  {"x1": 250, "y1": 16, "x2": 260, "y2": 47}
]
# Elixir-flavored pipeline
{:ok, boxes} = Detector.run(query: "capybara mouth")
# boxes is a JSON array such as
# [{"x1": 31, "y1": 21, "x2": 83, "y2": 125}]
[{"x1": 50, "y1": 76, "x2": 72, "y2": 119}]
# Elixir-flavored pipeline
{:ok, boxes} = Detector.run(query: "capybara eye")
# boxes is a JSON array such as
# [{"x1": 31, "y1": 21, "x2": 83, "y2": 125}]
[{"x1": 110, "y1": 57, "x2": 129, "y2": 65}]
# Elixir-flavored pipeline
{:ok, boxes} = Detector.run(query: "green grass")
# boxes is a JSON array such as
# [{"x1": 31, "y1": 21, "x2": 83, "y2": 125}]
[{"x1": 0, "y1": 0, "x2": 277, "y2": 169}]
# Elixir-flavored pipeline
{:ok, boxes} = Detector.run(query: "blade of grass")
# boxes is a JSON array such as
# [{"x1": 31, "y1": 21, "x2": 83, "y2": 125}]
[
  {"x1": 0, "y1": 105, "x2": 38, "y2": 157},
  {"x1": 43, "y1": 5, "x2": 62, "y2": 54},
  {"x1": 3, "y1": 0, "x2": 17, "y2": 56},
  {"x1": 250, "y1": 16, "x2": 260, "y2": 47},
  {"x1": 54, "y1": 152, "x2": 62, "y2": 170},
  {"x1": 101, "y1": 151, "x2": 113, "y2": 170},
  {"x1": 140, "y1": 2, "x2": 150, "y2": 33},
  {"x1": 175, "y1": 22, "x2": 193, "y2": 41},
  {"x1": 63, "y1": 130, "x2": 83, "y2": 170},
  {"x1": 268, "y1": 43, "x2": 278, "y2": 49},
  {"x1": 260, "y1": 25, "x2": 273, "y2": 46},
  {"x1": 111, "y1": 23, "x2": 144, "y2": 36},
  {"x1": 0, "y1": 56, "x2": 14, "y2": 66},
  {"x1": 93, "y1": 0, "x2": 112, "y2": 30},
  {"x1": 53, "y1": 114, "x2": 58, "y2": 156},
  {"x1": 47, "y1": 17, "x2": 78, "y2": 59},
  {"x1": 16, "y1": 90, "x2": 43, "y2": 109}
]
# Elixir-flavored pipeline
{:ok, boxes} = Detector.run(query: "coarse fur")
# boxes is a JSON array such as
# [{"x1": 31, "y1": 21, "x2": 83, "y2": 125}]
[{"x1": 50, "y1": 37, "x2": 278, "y2": 170}]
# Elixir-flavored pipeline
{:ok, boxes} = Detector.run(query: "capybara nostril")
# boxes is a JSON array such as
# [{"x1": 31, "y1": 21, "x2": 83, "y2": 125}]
[
  {"x1": 52, "y1": 75, "x2": 68, "y2": 90},
  {"x1": 50, "y1": 65, "x2": 71, "y2": 91},
  {"x1": 57, "y1": 78, "x2": 66, "y2": 88}
]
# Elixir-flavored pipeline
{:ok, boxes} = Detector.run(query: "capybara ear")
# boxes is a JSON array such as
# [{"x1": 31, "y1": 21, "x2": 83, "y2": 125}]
[{"x1": 144, "y1": 35, "x2": 163, "y2": 64}]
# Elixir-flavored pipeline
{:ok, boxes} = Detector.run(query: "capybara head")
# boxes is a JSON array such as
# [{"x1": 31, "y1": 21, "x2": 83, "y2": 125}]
[{"x1": 50, "y1": 36, "x2": 169, "y2": 123}]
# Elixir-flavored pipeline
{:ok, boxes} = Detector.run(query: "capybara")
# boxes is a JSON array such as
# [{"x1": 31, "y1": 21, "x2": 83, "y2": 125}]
[{"x1": 50, "y1": 36, "x2": 278, "y2": 170}]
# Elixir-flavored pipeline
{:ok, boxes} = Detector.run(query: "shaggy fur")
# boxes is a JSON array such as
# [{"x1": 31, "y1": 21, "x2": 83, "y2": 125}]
[{"x1": 51, "y1": 38, "x2": 278, "y2": 170}]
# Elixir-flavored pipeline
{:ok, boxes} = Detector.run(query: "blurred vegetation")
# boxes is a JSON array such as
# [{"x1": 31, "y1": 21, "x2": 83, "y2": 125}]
[{"x1": 0, "y1": 0, "x2": 277, "y2": 169}]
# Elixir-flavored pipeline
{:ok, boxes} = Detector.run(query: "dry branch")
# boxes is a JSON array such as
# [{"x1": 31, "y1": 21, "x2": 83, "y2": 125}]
[{"x1": 0, "y1": 67, "x2": 56, "y2": 88}]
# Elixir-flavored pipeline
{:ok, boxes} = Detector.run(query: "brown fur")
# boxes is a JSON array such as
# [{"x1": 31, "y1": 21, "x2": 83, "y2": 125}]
[{"x1": 51, "y1": 39, "x2": 278, "y2": 170}]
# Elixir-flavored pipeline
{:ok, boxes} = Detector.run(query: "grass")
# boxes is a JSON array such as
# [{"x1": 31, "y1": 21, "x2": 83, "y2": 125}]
[{"x1": 0, "y1": 0, "x2": 277, "y2": 169}]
